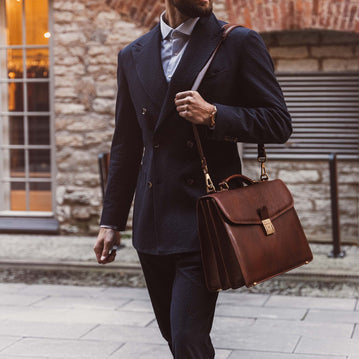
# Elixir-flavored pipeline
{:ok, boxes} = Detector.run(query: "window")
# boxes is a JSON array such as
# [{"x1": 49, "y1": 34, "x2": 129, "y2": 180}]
[
  {"x1": 0, "y1": 0, "x2": 54, "y2": 214},
  {"x1": 243, "y1": 73, "x2": 359, "y2": 160}
]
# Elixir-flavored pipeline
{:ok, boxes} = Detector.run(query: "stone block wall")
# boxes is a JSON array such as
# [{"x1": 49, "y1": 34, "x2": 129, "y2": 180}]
[
  {"x1": 262, "y1": 30, "x2": 359, "y2": 72},
  {"x1": 53, "y1": 0, "x2": 145, "y2": 234}
]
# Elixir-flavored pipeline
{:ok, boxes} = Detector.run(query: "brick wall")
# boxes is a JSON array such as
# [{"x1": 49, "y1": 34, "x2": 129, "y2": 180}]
[{"x1": 227, "y1": 0, "x2": 359, "y2": 33}]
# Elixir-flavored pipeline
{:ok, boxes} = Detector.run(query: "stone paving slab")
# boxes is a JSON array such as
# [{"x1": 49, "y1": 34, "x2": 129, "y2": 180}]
[
  {"x1": 0, "y1": 336, "x2": 21, "y2": 351},
  {"x1": 305, "y1": 308, "x2": 359, "y2": 324},
  {"x1": 31, "y1": 295, "x2": 130, "y2": 310},
  {"x1": 212, "y1": 329, "x2": 300, "y2": 352},
  {"x1": 228, "y1": 351, "x2": 347, "y2": 359},
  {"x1": 0, "y1": 355, "x2": 49, "y2": 359},
  {"x1": 252, "y1": 318, "x2": 354, "y2": 338},
  {"x1": 82, "y1": 324, "x2": 165, "y2": 344},
  {"x1": 265, "y1": 294, "x2": 358, "y2": 310},
  {"x1": 216, "y1": 293, "x2": 270, "y2": 306},
  {"x1": 120, "y1": 299, "x2": 157, "y2": 313},
  {"x1": 0, "y1": 305, "x2": 155, "y2": 326},
  {"x1": 1, "y1": 338, "x2": 122, "y2": 359},
  {"x1": 211, "y1": 316, "x2": 354, "y2": 339},
  {"x1": 295, "y1": 336, "x2": 359, "y2": 356},
  {"x1": 99, "y1": 286, "x2": 151, "y2": 300},
  {"x1": 352, "y1": 326, "x2": 359, "y2": 339},
  {"x1": 18, "y1": 284, "x2": 108, "y2": 297},
  {"x1": 215, "y1": 303, "x2": 307, "y2": 320},
  {"x1": 109, "y1": 343, "x2": 232, "y2": 359},
  {"x1": 108, "y1": 343, "x2": 172, "y2": 359},
  {"x1": 0, "y1": 283, "x2": 28, "y2": 294},
  {"x1": 0, "y1": 293, "x2": 46, "y2": 306},
  {"x1": 0, "y1": 320, "x2": 96, "y2": 339}
]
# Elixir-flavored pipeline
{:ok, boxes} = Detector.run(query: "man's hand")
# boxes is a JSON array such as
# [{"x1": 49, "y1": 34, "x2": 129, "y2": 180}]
[
  {"x1": 175, "y1": 91, "x2": 215, "y2": 126},
  {"x1": 93, "y1": 228, "x2": 121, "y2": 264}
]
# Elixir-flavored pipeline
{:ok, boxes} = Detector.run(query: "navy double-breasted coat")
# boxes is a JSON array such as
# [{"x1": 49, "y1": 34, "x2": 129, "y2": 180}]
[{"x1": 100, "y1": 14, "x2": 292, "y2": 255}]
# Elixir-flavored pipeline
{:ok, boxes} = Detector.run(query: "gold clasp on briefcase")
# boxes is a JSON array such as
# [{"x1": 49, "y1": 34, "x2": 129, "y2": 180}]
[
  {"x1": 258, "y1": 206, "x2": 275, "y2": 236},
  {"x1": 261, "y1": 218, "x2": 275, "y2": 236}
]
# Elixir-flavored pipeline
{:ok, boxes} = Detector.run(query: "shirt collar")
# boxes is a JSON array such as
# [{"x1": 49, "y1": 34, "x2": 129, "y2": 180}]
[{"x1": 160, "y1": 11, "x2": 199, "y2": 40}]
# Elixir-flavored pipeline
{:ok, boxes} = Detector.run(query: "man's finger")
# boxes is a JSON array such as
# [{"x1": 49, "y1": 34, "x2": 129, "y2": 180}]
[
  {"x1": 175, "y1": 91, "x2": 195, "y2": 100},
  {"x1": 101, "y1": 240, "x2": 112, "y2": 262},
  {"x1": 106, "y1": 251, "x2": 117, "y2": 264},
  {"x1": 93, "y1": 243, "x2": 104, "y2": 264}
]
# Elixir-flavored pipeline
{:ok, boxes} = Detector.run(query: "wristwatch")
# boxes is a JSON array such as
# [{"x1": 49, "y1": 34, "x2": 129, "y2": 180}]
[{"x1": 208, "y1": 105, "x2": 217, "y2": 128}]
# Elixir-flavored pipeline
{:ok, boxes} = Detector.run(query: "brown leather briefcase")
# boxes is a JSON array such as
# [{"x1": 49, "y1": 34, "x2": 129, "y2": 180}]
[
  {"x1": 190, "y1": 24, "x2": 313, "y2": 292},
  {"x1": 197, "y1": 173, "x2": 313, "y2": 292}
]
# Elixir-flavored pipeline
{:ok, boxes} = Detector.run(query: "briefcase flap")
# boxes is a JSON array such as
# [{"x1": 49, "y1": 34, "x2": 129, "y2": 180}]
[{"x1": 206, "y1": 179, "x2": 294, "y2": 224}]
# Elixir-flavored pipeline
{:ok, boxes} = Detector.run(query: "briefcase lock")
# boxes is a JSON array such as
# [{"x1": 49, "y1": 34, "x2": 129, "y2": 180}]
[{"x1": 262, "y1": 218, "x2": 275, "y2": 236}]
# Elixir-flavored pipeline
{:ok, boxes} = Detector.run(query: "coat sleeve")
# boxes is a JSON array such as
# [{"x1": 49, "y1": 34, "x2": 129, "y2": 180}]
[
  {"x1": 209, "y1": 29, "x2": 292, "y2": 144},
  {"x1": 100, "y1": 51, "x2": 144, "y2": 230}
]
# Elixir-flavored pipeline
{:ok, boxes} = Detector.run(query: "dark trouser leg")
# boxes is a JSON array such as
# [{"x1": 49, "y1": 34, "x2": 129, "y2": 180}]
[
  {"x1": 138, "y1": 252, "x2": 175, "y2": 346},
  {"x1": 138, "y1": 251, "x2": 218, "y2": 359}
]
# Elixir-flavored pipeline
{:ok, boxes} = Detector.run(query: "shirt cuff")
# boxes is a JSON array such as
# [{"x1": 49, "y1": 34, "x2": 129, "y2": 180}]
[{"x1": 100, "y1": 225, "x2": 122, "y2": 231}]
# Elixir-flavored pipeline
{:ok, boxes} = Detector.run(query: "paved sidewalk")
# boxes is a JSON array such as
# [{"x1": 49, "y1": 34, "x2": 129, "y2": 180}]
[
  {"x1": 0, "y1": 283, "x2": 358, "y2": 359},
  {"x1": 1, "y1": 234, "x2": 359, "y2": 296}
]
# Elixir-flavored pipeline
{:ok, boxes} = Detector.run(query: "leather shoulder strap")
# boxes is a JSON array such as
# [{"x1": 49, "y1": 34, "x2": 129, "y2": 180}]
[
  {"x1": 191, "y1": 24, "x2": 267, "y2": 192},
  {"x1": 191, "y1": 24, "x2": 242, "y2": 92}
]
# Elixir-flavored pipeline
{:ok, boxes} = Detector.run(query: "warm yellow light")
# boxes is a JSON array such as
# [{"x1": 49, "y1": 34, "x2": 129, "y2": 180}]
[
  {"x1": 8, "y1": 72, "x2": 16, "y2": 79},
  {"x1": 44, "y1": 32, "x2": 51, "y2": 39},
  {"x1": 16, "y1": 0, "x2": 21, "y2": 2}
]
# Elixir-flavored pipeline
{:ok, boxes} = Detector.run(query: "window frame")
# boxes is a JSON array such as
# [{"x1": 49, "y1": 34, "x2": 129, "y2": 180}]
[{"x1": 0, "y1": 0, "x2": 55, "y2": 217}]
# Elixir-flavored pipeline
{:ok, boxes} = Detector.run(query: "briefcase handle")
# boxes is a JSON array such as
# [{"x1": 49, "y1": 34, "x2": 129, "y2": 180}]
[
  {"x1": 218, "y1": 174, "x2": 256, "y2": 190},
  {"x1": 191, "y1": 24, "x2": 269, "y2": 193}
]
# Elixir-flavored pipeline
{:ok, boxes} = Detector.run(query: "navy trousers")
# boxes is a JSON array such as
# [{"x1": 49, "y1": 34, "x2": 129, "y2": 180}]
[{"x1": 138, "y1": 251, "x2": 218, "y2": 359}]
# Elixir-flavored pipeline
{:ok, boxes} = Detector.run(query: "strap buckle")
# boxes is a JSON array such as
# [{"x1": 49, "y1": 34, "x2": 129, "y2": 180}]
[
  {"x1": 205, "y1": 173, "x2": 216, "y2": 193},
  {"x1": 257, "y1": 154, "x2": 269, "y2": 181}
]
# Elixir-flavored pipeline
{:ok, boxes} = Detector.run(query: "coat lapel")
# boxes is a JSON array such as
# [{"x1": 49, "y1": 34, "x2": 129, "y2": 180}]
[
  {"x1": 155, "y1": 14, "x2": 223, "y2": 133},
  {"x1": 131, "y1": 25, "x2": 168, "y2": 112}
]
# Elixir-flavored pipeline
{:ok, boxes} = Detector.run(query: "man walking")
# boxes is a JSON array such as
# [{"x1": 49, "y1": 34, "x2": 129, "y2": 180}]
[{"x1": 94, "y1": 0, "x2": 292, "y2": 357}]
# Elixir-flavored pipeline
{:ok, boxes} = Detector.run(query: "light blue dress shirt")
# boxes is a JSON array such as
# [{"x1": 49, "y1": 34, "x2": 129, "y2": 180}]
[{"x1": 160, "y1": 12, "x2": 199, "y2": 82}]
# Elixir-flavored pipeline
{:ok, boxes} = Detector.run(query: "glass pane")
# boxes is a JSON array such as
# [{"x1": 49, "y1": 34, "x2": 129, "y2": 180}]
[
  {"x1": 9, "y1": 116, "x2": 24, "y2": 145},
  {"x1": 25, "y1": 0, "x2": 49, "y2": 45},
  {"x1": 27, "y1": 82, "x2": 49, "y2": 111},
  {"x1": 29, "y1": 116, "x2": 50, "y2": 145},
  {"x1": 26, "y1": 49, "x2": 49, "y2": 78},
  {"x1": 10, "y1": 149, "x2": 25, "y2": 177},
  {"x1": 10, "y1": 182, "x2": 26, "y2": 211},
  {"x1": 1, "y1": 83, "x2": 24, "y2": 111},
  {"x1": 29, "y1": 149, "x2": 51, "y2": 178},
  {"x1": 5, "y1": 0, "x2": 23, "y2": 45},
  {"x1": 29, "y1": 182, "x2": 52, "y2": 211},
  {"x1": 0, "y1": 49, "x2": 23, "y2": 79}
]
